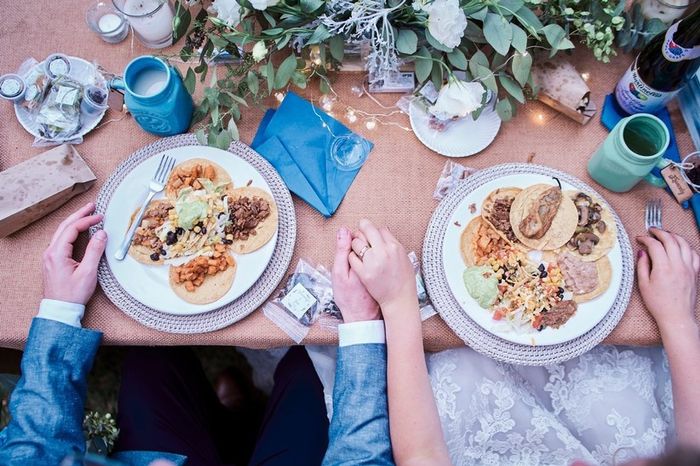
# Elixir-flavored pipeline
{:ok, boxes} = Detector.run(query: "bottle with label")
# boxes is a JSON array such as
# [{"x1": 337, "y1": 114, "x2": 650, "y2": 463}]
[{"x1": 615, "y1": 6, "x2": 700, "y2": 114}]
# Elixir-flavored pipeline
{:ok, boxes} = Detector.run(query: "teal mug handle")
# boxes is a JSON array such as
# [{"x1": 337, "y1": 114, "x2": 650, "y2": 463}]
[
  {"x1": 643, "y1": 157, "x2": 672, "y2": 188},
  {"x1": 109, "y1": 76, "x2": 126, "y2": 92}
]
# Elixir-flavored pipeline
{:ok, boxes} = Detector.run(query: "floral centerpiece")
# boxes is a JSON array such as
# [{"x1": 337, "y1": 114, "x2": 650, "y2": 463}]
[{"x1": 172, "y1": 0, "x2": 668, "y2": 148}]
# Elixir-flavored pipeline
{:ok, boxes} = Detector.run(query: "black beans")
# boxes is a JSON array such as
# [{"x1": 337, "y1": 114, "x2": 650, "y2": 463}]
[
  {"x1": 150, "y1": 252, "x2": 160, "y2": 261},
  {"x1": 160, "y1": 248, "x2": 166, "y2": 256},
  {"x1": 200, "y1": 226, "x2": 207, "y2": 234},
  {"x1": 537, "y1": 325, "x2": 545, "y2": 331},
  {"x1": 540, "y1": 270, "x2": 548, "y2": 278},
  {"x1": 223, "y1": 239, "x2": 233, "y2": 245},
  {"x1": 176, "y1": 227, "x2": 184, "y2": 235},
  {"x1": 538, "y1": 263, "x2": 545, "y2": 272},
  {"x1": 165, "y1": 231, "x2": 177, "y2": 245}
]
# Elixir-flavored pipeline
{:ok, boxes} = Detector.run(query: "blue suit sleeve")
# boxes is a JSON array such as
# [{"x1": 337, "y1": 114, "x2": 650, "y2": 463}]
[
  {"x1": 322, "y1": 344, "x2": 394, "y2": 466},
  {"x1": 0, "y1": 318, "x2": 102, "y2": 465}
]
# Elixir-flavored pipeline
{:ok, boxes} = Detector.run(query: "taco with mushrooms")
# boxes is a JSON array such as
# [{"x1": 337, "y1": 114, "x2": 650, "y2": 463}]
[
  {"x1": 224, "y1": 187, "x2": 278, "y2": 254},
  {"x1": 169, "y1": 244, "x2": 237, "y2": 304},
  {"x1": 165, "y1": 158, "x2": 232, "y2": 199},
  {"x1": 509, "y1": 183, "x2": 578, "y2": 251},
  {"x1": 564, "y1": 191, "x2": 617, "y2": 261},
  {"x1": 127, "y1": 199, "x2": 174, "y2": 265},
  {"x1": 481, "y1": 187, "x2": 522, "y2": 245}
]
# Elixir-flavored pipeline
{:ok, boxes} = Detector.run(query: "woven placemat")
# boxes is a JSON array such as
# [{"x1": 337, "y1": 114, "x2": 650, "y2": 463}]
[
  {"x1": 423, "y1": 163, "x2": 634, "y2": 365},
  {"x1": 90, "y1": 134, "x2": 296, "y2": 334}
]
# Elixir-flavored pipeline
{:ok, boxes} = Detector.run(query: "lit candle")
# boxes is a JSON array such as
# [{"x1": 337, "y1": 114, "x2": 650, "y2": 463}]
[{"x1": 119, "y1": 0, "x2": 174, "y2": 49}]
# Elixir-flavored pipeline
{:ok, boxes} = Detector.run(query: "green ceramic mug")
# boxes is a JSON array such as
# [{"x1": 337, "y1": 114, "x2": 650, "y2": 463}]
[{"x1": 588, "y1": 114, "x2": 671, "y2": 193}]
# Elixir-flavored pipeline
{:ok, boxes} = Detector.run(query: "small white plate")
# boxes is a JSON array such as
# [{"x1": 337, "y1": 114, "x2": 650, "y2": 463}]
[
  {"x1": 14, "y1": 56, "x2": 107, "y2": 142},
  {"x1": 409, "y1": 100, "x2": 501, "y2": 157},
  {"x1": 442, "y1": 173, "x2": 623, "y2": 346},
  {"x1": 101, "y1": 145, "x2": 278, "y2": 315}
]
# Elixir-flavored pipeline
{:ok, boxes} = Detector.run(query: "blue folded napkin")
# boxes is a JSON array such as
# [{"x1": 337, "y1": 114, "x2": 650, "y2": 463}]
[
  {"x1": 251, "y1": 92, "x2": 373, "y2": 217},
  {"x1": 601, "y1": 94, "x2": 700, "y2": 229}
]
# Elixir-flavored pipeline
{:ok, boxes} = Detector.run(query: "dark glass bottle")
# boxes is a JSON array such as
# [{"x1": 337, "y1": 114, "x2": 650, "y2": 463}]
[{"x1": 615, "y1": 6, "x2": 700, "y2": 114}]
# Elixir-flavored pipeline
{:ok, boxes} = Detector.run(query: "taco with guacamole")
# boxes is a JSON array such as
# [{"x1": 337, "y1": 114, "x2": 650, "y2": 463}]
[
  {"x1": 509, "y1": 183, "x2": 578, "y2": 251},
  {"x1": 165, "y1": 158, "x2": 232, "y2": 199}
]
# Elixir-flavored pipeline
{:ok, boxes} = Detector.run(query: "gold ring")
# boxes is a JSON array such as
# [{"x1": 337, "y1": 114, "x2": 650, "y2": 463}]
[{"x1": 357, "y1": 245, "x2": 370, "y2": 260}]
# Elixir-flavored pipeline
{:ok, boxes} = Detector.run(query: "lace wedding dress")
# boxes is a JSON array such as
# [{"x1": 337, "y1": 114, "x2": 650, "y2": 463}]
[{"x1": 301, "y1": 344, "x2": 674, "y2": 466}]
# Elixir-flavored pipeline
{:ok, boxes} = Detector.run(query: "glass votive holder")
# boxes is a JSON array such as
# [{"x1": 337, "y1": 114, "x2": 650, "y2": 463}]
[
  {"x1": 86, "y1": 1, "x2": 129, "y2": 44},
  {"x1": 112, "y1": 0, "x2": 174, "y2": 49}
]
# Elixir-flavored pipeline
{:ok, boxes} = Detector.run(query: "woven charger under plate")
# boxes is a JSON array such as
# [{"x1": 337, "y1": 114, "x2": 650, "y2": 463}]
[
  {"x1": 90, "y1": 134, "x2": 296, "y2": 334},
  {"x1": 422, "y1": 163, "x2": 634, "y2": 365}
]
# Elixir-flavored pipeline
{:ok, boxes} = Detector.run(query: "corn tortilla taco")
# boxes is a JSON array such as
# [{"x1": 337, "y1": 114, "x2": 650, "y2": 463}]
[
  {"x1": 127, "y1": 199, "x2": 174, "y2": 265},
  {"x1": 481, "y1": 187, "x2": 522, "y2": 245},
  {"x1": 168, "y1": 253, "x2": 237, "y2": 304},
  {"x1": 510, "y1": 184, "x2": 578, "y2": 251},
  {"x1": 460, "y1": 216, "x2": 512, "y2": 266},
  {"x1": 225, "y1": 187, "x2": 278, "y2": 254},
  {"x1": 165, "y1": 158, "x2": 232, "y2": 200},
  {"x1": 564, "y1": 191, "x2": 617, "y2": 262}
]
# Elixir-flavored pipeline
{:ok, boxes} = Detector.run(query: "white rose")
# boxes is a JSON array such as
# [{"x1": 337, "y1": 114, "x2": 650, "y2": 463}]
[
  {"x1": 427, "y1": 0, "x2": 467, "y2": 49},
  {"x1": 208, "y1": 0, "x2": 242, "y2": 27},
  {"x1": 429, "y1": 79, "x2": 486, "y2": 120},
  {"x1": 252, "y1": 41, "x2": 268, "y2": 62},
  {"x1": 249, "y1": 0, "x2": 279, "y2": 10}
]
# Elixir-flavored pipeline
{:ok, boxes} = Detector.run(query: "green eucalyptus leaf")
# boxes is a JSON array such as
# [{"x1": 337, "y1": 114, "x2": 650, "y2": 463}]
[
  {"x1": 262, "y1": 28, "x2": 284, "y2": 36},
  {"x1": 496, "y1": 98, "x2": 513, "y2": 121},
  {"x1": 211, "y1": 105, "x2": 220, "y2": 126},
  {"x1": 227, "y1": 92, "x2": 248, "y2": 107},
  {"x1": 291, "y1": 71, "x2": 308, "y2": 88},
  {"x1": 397, "y1": 29, "x2": 418, "y2": 55},
  {"x1": 484, "y1": 13, "x2": 512, "y2": 56},
  {"x1": 246, "y1": 71, "x2": 259, "y2": 96},
  {"x1": 208, "y1": 34, "x2": 229, "y2": 49},
  {"x1": 172, "y1": 3, "x2": 191, "y2": 44},
  {"x1": 468, "y1": 49, "x2": 489, "y2": 76},
  {"x1": 447, "y1": 48, "x2": 468, "y2": 70},
  {"x1": 425, "y1": 30, "x2": 454, "y2": 52},
  {"x1": 414, "y1": 46, "x2": 433, "y2": 83},
  {"x1": 474, "y1": 64, "x2": 497, "y2": 93},
  {"x1": 514, "y1": 6, "x2": 543, "y2": 36},
  {"x1": 196, "y1": 128, "x2": 207, "y2": 145},
  {"x1": 511, "y1": 51, "x2": 532, "y2": 86},
  {"x1": 301, "y1": 0, "x2": 324, "y2": 13},
  {"x1": 464, "y1": 20, "x2": 487, "y2": 44},
  {"x1": 227, "y1": 118, "x2": 239, "y2": 141},
  {"x1": 542, "y1": 24, "x2": 575, "y2": 50},
  {"x1": 307, "y1": 24, "x2": 332, "y2": 45},
  {"x1": 275, "y1": 34, "x2": 292, "y2": 49},
  {"x1": 431, "y1": 58, "x2": 444, "y2": 88},
  {"x1": 262, "y1": 11, "x2": 276, "y2": 27},
  {"x1": 329, "y1": 35, "x2": 345, "y2": 61},
  {"x1": 469, "y1": 7, "x2": 488, "y2": 21},
  {"x1": 491, "y1": 53, "x2": 507, "y2": 70},
  {"x1": 511, "y1": 24, "x2": 527, "y2": 54},
  {"x1": 274, "y1": 54, "x2": 297, "y2": 89},
  {"x1": 319, "y1": 77, "x2": 331, "y2": 94},
  {"x1": 184, "y1": 68, "x2": 196, "y2": 95},
  {"x1": 499, "y1": 74, "x2": 525, "y2": 103},
  {"x1": 494, "y1": 0, "x2": 524, "y2": 14},
  {"x1": 216, "y1": 130, "x2": 232, "y2": 150},
  {"x1": 264, "y1": 60, "x2": 274, "y2": 93},
  {"x1": 208, "y1": 129, "x2": 218, "y2": 146}
]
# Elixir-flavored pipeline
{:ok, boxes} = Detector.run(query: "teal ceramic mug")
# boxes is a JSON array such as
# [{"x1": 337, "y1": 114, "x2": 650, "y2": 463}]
[
  {"x1": 110, "y1": 56, "x2": 193, "y2": 136},
  {"x1": 587, "y1": 114, "x2": 671, "y2": 193}
]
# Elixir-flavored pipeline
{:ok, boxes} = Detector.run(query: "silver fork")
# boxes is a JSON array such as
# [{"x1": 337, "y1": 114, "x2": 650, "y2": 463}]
[
  {"x1": 114, "y1": 155, "x2": 176, "y2": 260},
  {"x1": 644, "y1": 198, "x2": 663, "y2": 231}
]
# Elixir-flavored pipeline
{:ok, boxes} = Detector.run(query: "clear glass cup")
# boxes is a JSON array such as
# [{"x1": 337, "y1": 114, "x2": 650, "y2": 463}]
[
  {"x1": 86, "y1": 1, "x2": 129, "y2": 44},
  {"x1": 112, "y1": 0, "x2": 174, "y2": 49},
  {"x1": 331, "y1": 133, "x2": 371, "y2": 171}
]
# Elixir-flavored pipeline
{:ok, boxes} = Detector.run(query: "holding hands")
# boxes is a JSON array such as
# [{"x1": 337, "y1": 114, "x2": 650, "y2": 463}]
[{"x1": 42, "y1": 202, "x2": 107, "y2": 305}]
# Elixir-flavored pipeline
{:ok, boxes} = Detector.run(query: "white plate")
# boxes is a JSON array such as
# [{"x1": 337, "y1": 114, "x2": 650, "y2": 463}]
[
  {"x1": 101, "y1": 145, "x2": 278, "y2": 315},
  {"x1": 14, "y1": 56, "x2": 107, "y2": 142},
  {"x1": 409, "y1": 99, "x2": 501, "y2": 157},
  {"x1": 442, "y1": 173, "x2": 623, "y2": 346}
]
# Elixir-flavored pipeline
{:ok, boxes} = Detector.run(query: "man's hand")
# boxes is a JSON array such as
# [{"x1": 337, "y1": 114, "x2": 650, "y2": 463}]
[
  {"x1": 332, "y1": 226, "x2": 381, "y2": 323},
  {"x1": 42, "y1": 202, "x2": 107, "y2": 305}
]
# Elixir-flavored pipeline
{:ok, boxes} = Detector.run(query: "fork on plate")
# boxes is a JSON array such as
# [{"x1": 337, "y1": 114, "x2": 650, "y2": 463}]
[
  {"x1": 114, "y1": 155, "x2": 176, "y2": 261},
  {"x1": 644, "y1": 198, "x2": 663, "y2": 231}
]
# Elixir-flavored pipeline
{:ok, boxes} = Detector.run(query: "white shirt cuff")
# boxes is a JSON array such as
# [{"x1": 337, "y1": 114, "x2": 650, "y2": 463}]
[
  {"x1": 37, "y1": 299, "x2": 85, "y2": 328},
  {"x1": 338, "y1": 320, "x2": 386, "y2": 347}
]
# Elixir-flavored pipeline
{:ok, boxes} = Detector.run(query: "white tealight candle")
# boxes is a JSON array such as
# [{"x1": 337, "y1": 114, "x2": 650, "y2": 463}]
[{"x1": 98, "y1": 13, "x2": 124, "y2": 36}]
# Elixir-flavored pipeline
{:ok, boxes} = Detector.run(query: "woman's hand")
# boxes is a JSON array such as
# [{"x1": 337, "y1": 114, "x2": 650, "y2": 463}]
[
  {"x1": 348, "y1": 219, "x2": 417, "y2": 318},
  {"x1": 43, "y1": 202, "x2": 107, "y2": 305},
  {"x1": 332, "y1": 226, "x2": 381, "y2": 323},
  {"x1": 637, "y1": 228, "x2": 699, "y2": 338}
]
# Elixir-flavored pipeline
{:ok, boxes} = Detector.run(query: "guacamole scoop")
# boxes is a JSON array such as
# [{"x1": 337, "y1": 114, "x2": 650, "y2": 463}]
[{"x1": 463, "y1": 265, "x2": 499, "y2": 309}]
